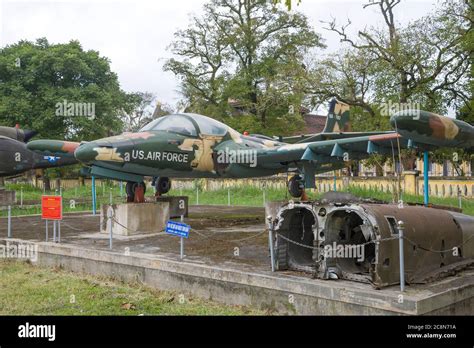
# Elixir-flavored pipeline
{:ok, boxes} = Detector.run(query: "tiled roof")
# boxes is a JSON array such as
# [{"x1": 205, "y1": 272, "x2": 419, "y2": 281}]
[{"x1": 294, "y1": 114, "x2": 327, "y2": 135}]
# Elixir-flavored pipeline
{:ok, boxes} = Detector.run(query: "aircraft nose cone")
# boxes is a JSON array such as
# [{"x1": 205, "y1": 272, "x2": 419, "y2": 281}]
[{"x1": 74, "y1": 143, "x2": 97, "y2": 163}]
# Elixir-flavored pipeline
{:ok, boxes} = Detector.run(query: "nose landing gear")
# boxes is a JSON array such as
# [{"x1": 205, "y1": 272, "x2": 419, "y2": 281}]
[
  {"x1": 287, "y1": 174, "x2": 309, "y2": 201},
  {"x1": 125, "y1": 182, "x2": 146, "y2": 203},
  {"x1": 152, "y1": 177, "x2": 171, "y2": 197}
]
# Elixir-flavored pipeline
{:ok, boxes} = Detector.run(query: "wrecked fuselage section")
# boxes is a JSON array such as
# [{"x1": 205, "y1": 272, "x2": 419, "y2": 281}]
[{"x1": 270, "y1": 194, "x2": 474, "y2": 288}]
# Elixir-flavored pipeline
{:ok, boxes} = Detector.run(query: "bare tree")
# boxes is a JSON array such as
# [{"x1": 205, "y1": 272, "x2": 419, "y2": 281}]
[
  {"x1": 320, "y1": 0, "x2": 471, "y2": 109},
  {"x1": 121, "y1": 92, "x2": 157, "y2": 132}
]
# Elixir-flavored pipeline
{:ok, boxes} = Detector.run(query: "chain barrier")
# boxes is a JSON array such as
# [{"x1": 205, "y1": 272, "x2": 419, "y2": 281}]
[
  {"x1": 275, "y1": 233, "x2": 474, "y2": 254},
  {"x1": 59, "y1": 221, "x2": 85, "y2": 231},
  {"x1": 402, "y1": 234, "x2": 474, "y2": 254},
  {"x1": 110, "y1": 217, "x2": 266, "y2": 243},
  {"x1": 111, "y1": 218, "x2": 145, "y2": 234},
  {"x1": 276, "y1": 233, "x2": 398, "y2": 250}
]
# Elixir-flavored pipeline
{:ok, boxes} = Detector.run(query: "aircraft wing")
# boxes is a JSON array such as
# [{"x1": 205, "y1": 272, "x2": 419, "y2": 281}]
[
  {"x1": 257, "y1": 132, "x2": 426, "y2": 188},
  {"x1": 259, "y1": 132, "x2": 411, "y2": 163}
]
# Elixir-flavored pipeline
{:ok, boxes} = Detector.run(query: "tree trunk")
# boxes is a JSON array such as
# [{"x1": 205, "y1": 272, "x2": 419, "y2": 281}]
[
  {"x1": 376, "y1": 163, "x2": 384, "y2": 177},
  {"x1": 400, "y1": 72, "x2": 409, "y2": 103},
  {"x1": 44, "y1": 176, "x2": 51, "y2": 192},
  {"x1": 55, "y1": 178, "x2": 61, "y2": 193}
]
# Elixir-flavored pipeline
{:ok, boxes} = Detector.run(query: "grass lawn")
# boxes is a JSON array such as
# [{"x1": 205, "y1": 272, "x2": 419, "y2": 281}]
[
  {"x1": 2, "y1": 181, "x2": 473, "y2": 216},
  {"x1": 0, "y1": 260, "x2": 263, "y2": 315}
]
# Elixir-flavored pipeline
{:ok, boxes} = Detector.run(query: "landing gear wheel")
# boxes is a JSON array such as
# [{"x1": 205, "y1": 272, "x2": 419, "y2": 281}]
[
  {"x1": 155, "y1": 177, "x2": 171, "y2": 196},
  {"x1": 125, "y1": 182, "x2": 146, "y2": 203},
  {"x1": 288, "y1": 175, "x2": 304, "y2": 198}
]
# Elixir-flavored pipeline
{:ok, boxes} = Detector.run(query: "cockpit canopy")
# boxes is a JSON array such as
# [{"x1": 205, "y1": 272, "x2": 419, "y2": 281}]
[{"x1": 139, "y1": 113, "x2": 230, "y2": 137}]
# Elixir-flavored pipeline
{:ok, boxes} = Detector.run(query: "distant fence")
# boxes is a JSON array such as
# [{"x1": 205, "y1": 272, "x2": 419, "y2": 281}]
[
  {"x1": 175, "y1": 175, "x2": 474, "y2": 198},
  {"x1": 28, "y1": 174, "x2": 474, "y2": 198}
]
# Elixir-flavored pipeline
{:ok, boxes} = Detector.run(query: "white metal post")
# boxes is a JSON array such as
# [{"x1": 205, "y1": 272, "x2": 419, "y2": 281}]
[
  {"x1": 267, "y1": 216, "x2": 275, "y2": 272},
  {"x1": 7, "y1": 205, "x2": 11, "y2": 238},
  {"x1": 458, "y1": 188, "x2": 462, "y2": 210},
  {"x1": 107, "y1": 206, "x2": 114, "y2": 250},
  {"x1": 180, "y1": 215, "x2": 184, "y2": 259},
  {"x1": 109, "y1": 217, "x2": 113, "y2": 250},
  {"x1": 398, "y1": 220, "x2": 405, "y2": 292}
]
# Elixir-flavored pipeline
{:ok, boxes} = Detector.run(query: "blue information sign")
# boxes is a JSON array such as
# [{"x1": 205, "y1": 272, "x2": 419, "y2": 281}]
[{"x1": 165, "y1": 220, "x2": 190, "y2": 238}]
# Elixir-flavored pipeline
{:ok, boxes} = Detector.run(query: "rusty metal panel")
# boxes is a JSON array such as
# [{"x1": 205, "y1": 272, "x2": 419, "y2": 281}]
[{"x1": 271, "y1": 199, "x2": 474, "y2": 288}]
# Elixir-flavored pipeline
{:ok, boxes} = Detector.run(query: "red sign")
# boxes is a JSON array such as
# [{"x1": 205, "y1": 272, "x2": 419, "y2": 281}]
[{"x1": 41, "y1": 195, "x2": 63, "y2": 220}]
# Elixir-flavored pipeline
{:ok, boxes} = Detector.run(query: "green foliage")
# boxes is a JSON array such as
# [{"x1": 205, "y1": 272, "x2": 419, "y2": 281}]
[
  {"x1": 120, "y1": 92, "x2": 167, "y2": 132},
  {"x1": 0, "y1": 38, "x2": 126, "y2": 141},
  {"x1": 164, "y1": 0, "x2": 322, "y2": 136},
  {"x1": 311, "y1": 0, "x2": 470, "y2": 115},
  {"x1": 272, "y1": 0, "x2": 301, "y2": 11},
  {"x1": 0, "y1": 261, "x2": 262, "y2": 315},
  {"x1": 458, "y1": 0, "x2": 474, "y2": 124}
]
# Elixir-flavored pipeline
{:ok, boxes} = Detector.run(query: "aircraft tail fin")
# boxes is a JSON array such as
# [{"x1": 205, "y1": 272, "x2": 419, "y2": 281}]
[{"x1": 322, "y1": 99, "x2": 352, "y2": 133}]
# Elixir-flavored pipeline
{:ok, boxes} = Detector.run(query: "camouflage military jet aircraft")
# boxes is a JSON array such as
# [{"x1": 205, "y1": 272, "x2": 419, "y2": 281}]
[
  {"x1": 390, "y1": 110, "x2": 474, "y2": 151},
  {"x1": 0, "y1": 125, "x2": 78, "y2": 177},
  {"x1": 26, "y1": 100, "x2": 469, "y2": 201}
]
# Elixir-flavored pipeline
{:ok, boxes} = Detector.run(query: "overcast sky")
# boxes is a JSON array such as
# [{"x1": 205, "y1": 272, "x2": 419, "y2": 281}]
[{"x1": 0, "y1": 0, "x2": 439, "y2": 110}]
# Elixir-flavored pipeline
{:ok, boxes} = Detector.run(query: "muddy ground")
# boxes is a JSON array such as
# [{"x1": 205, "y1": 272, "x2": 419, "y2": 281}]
[{"x1": 0, "y1": 205, "x2": 273, "y2": 270}]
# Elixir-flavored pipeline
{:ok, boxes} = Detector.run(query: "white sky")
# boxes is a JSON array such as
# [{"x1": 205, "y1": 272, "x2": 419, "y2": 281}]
[{"x1": 0, "y1": 0, "x2": 439, "y2": 109}]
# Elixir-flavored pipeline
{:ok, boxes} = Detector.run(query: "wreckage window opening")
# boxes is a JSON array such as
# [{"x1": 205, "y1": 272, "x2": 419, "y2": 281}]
[
  {"x1": 325, "y1": 210, "x2": 376, "y2": 276},
  {"x1": 276, "y1": 207, "x2": 317, "y2": 271},
  {"x1": 385, "y1": 216, "x2": 398, "y2": 235}
]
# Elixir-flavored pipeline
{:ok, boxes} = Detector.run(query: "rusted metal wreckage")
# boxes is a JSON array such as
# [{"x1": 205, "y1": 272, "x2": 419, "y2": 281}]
[{"x1": 269, "y1": 193, "x2": 474, "y2": 288}]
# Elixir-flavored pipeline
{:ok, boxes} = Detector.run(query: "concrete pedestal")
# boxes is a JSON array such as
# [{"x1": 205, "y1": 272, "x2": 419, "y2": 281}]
[
  {"x1": 152, "y1": 196, "x2": 188, "y2": 218},
  {"x1": 100, "y1": 202, "x2": 170, "y2": 236}
]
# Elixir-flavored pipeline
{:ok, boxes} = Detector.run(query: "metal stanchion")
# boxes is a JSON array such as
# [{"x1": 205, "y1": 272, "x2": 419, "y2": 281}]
[
  {"x1": 7, "y1": 205, "x2": 11, "y2": 238},
  {"x1": 92, "y1": 176, "x2": 97, "y2": 215},
  {"x1": 53, "y1": 220, "x2": 57, "y2": 243},
  {"x1": 458, "y1": 188, "x2": 462, "y2": 210},
  {"x1": 423, "y1": 151, "x2": 429, "y2": 206},
  {"x1": 398, "y1": 220, "x2": 405, "y2": 292},
  {"x1": 45, "y1": 220, "x2": 49, "y2": 242},
  {"x1": 267, "y1": 215, "x2": 275, "y2": 272},
  {"x1": 107, "y1": 206, "x2": 114, "y2": 250},
  {"x1": 180, "y1": 215, "x2": 184, "y2": 260}
]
